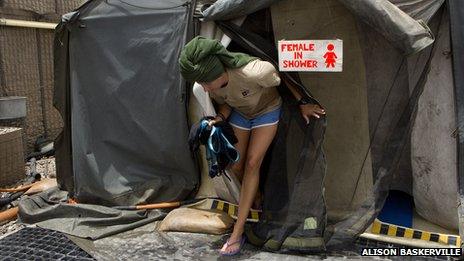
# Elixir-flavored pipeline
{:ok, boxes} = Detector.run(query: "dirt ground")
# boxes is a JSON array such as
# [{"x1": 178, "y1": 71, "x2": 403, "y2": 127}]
[{"x1": 0, "y1": 157, "x2": 374, "y2": 260}]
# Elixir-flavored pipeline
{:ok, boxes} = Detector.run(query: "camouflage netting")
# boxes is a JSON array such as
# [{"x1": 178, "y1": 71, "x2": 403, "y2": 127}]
[{"x1": 0, "y1": 0, "x2": 85, "y2": 155}]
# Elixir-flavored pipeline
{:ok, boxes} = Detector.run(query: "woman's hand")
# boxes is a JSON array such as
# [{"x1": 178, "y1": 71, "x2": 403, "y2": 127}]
[
  {"x1": 208, "y1": 105, "x2": 230, "y2": 127},
  {"x1": 208, "y1": 118, "x2": 221, "y2": 126},
  {"x1": 280, "y1": 75, "x2": 325, "y2": 124},
  {"x1": 208, "y1": 115, "x2": 224, "y2": 126},
  {"x1": 299, "y1": 104, "x2": 325, "y2": 124}
]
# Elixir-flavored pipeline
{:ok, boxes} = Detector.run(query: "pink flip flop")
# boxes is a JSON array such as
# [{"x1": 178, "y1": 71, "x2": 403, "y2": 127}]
[{"x1": 219, "y1": 236, "x2": 246, "y2": 256}]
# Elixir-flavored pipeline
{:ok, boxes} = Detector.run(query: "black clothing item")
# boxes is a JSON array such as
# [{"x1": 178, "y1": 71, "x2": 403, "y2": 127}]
[
  {"x1": 188, "y1": 117, "x2": 239, "y2": 178},
  {"x1": 188, "y1": 116, "x2": 215, "y2": 152},
  {"x1": 188, "y1": 117, "x2": 238, "y2": 152}
]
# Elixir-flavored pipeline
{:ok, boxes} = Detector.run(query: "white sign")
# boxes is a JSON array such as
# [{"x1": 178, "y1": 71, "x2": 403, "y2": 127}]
[{"x1": 278, "y1": 40, "x2": 343, "y2": 72}]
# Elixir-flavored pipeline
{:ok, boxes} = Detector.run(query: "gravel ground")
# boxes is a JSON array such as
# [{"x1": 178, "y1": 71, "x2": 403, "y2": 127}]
[
  {"x1": 0, "y1": 220, "x2": 26, "y2": 238},
  {"x1": 0, "y1": 157, "x2": 56, "y2": 237},
  {"x1": 73, "y1": 223, "x2": 384, "y2": 261},
  {"x1": 25, "y1": 157, "x2": 56, "y2": 179}
]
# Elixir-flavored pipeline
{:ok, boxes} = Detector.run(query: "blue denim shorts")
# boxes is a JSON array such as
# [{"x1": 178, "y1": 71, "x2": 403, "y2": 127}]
[{"x1": 229, "y1": 107, "x2": 281, "y2": 130}]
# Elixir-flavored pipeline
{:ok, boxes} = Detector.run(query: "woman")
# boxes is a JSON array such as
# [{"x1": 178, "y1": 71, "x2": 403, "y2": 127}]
[{"x1": 179, "y1": 36, "x2": 325, "y2": 256}]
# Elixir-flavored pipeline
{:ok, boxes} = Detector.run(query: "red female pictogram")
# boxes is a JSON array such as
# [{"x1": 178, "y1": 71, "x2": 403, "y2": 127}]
[{"x1": 323, "y1": 44, "x2": 337, "y2": 68}]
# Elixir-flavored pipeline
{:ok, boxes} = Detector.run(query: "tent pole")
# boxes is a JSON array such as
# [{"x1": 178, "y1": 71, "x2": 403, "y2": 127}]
[{"x1": 0, "y1": 18, "x2": 57, "y2": 30}]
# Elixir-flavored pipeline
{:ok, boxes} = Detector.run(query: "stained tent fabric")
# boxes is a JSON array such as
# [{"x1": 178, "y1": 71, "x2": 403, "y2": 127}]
[
  {"x1": 390, "y1": 0, "x2": 444, "y2": 22},
  {"x1": 411, "y1": 9, "x2": 458, "y2": 230},
  {"x1": 53, "y1": 0, "x2": 199, "y2": 206},
  {"x1": 200, "y1": 0, "x2": 453, "y2": 252},
  {"x1": 448, "y1": 0, "x2": 464, "y2": 240},
  {"x1": 200, "y1": 0, "x2": 437, "y2": 55}
]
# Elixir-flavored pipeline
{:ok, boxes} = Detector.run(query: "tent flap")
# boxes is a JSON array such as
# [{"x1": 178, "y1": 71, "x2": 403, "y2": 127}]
[
  {"x1": 202, "y1": 0, "x2": 436, "y2": 55},
  {"x1": 390, "y1": 0, "x2": 444, "y2": 22},
  {"x1": 448, "y1": 0, "x2": 464, "y2": 240},
  {"x1": 338, "y1": 0, "x2": 435, "y2": 55},
  {"x1": 201, "y1": 0, "x2": 279, "y2": 21},
  {"x1": 54, "y1": 0, "x2": 199, "y2": 206}
]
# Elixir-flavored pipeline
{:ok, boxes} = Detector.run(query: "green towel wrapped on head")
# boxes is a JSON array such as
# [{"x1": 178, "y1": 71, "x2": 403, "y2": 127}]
[{"x1": 179, "y1": 36, "x2": 257, "y2": 83}]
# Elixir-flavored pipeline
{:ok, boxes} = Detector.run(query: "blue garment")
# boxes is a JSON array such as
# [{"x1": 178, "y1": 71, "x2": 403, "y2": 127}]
[
  {"x1": 228, "y1": 107, "x2": 281, "y2": 130},
  {"x1": 196, "y1": 119, "x2": 240, "y2": 178}
]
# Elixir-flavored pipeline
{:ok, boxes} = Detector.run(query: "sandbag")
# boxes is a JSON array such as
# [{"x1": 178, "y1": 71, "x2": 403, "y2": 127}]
[{"x1": 158, "y1": 208, "x2": 234, "y2": 235}]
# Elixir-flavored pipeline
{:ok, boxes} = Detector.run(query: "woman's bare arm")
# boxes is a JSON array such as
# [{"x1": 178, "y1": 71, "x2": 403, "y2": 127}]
[
  {"x1": 281, "y1": 75, "x2": 303, "y2": 100},
  {"x1": 209, "y1": 103, "x2": 231, "y2": 125},
  {"x1": 281, "y1": 75, "x2": 326, "y2": 124},
  {"x1": 216, "y1": 103, "x2": 231, "y2": 119}
]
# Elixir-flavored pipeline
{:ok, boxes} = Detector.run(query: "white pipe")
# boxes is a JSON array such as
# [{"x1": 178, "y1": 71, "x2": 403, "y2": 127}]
[{"x1": 0, "y1": 18, "x2": 57, "y2": 30}]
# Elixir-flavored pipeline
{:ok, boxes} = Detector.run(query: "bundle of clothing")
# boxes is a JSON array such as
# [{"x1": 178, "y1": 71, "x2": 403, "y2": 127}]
[{"x1": 189, "y1": 117, "x2": 239, "y2": 178}]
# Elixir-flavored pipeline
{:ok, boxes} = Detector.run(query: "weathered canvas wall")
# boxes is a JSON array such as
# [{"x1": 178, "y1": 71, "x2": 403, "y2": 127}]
[
  {"x1": 271, "y1": 0, "x2": 373, "y2": 221},
  {"x1": 0, "y1": 0, "x2": 84, "y2": 154}
]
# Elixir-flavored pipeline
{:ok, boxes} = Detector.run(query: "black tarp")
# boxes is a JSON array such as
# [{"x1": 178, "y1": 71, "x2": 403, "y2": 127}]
[
  {"x1": 18, "y1": 188, "x2": 166, "y2": 240},
  {"x1": 53, "y1": 0, "x2": 199, "y2": 206}
]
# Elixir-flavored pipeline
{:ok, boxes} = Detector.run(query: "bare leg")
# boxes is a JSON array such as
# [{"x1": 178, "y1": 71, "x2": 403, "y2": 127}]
[
  {"x1": 229, "y1": 127, "x2": 250, "y2": 182},
  {"x1": 220, "y1": 124, "x2": 278, "y2": 254}
]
